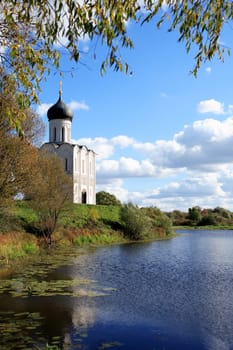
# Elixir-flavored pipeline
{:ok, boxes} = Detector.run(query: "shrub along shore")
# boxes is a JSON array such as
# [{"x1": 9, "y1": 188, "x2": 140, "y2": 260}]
[{"x1": 0, "y1": 201, "x2": 174, "y2": 263}]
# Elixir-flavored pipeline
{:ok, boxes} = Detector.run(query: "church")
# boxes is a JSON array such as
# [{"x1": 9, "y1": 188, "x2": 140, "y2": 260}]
[{"x1": 41, "y1": 87, "x2": 96, "y2": 204}]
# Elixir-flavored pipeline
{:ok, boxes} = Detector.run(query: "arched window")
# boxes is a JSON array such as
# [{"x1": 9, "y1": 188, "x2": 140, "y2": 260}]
[
  {"x1": 82, "y1": 191, "x2": 87, "y2": 204},
  {"x1": 62, "y1": 127, "x2": 65, "y2": 142},
  {"x1": 53, "y1": 127, "x2": 56, "y2": 142}
]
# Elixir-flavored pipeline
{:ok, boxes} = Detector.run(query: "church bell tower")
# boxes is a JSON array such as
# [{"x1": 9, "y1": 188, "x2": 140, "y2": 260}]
[{"x1": 47, "y1": 82, "x2": 73, "y2": 143}]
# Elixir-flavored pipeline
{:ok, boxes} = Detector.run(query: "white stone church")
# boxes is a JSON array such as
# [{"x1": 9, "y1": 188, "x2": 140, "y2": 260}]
[{"x1": 41, "y1": 89, "x2": 96, "y2": 204}]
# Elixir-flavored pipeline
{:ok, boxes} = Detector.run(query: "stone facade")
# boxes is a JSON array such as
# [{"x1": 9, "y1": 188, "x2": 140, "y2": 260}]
[{"x1": 41, "y1": 92, "x2": 96, "y2": 204}]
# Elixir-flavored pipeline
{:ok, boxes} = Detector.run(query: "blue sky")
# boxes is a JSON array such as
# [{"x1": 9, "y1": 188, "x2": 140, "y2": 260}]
[{"x1": 36, "y1": 19, "x2": 233, "y2": 212}]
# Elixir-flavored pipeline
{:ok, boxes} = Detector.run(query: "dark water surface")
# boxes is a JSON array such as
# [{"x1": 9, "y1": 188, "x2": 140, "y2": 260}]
[{"x1": 1, "y1": 230, "x2": 233, "y2": 349}]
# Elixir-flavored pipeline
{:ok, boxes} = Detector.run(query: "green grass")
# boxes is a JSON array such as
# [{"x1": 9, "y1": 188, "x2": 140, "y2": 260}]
[
  {"x1": 0, "y1": 201, "x2": 175, "y2": 262},
  {"x1": 14, "y1": 200, "x2": 37, "y2": 223},
  {"x1": 0, "y1": 232, "x2": 39, "y2": 262},
  {"x1": 60, "y1": 204, "x2": 121, "y2": 228},
  {"x1": 73, "y1": 231, "x2": 124, "y2": 247}
]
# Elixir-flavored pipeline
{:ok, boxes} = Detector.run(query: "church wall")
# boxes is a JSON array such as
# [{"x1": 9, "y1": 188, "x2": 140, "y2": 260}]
[
  {"x1": 72, "y1": 146, "x2": 96, "y2": 204},
  {"x1": 40, "y1": 143, "x2": 96, "y2": 204},
  {"x1": 56, "y1": 144, "x2": 74, "y2": 175}
]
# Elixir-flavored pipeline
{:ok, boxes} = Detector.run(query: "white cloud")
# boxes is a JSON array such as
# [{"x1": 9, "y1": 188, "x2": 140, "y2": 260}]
[
  {"x1": 96, "y1": 179, "x2": 130, "y2": 204},
  {"x1": 74, "y1": 137, "x2": 114, "y2": 159},
  {"x1": 197, "y1": 99, "x2": 225, "y2": 114},
  {"x1": 38, "y1": 108, "x2": 233, "y2": 210},
  {"x1": 96, "y1": 173, "x2": 229, "y2": 210},
  {"x1": 36, "y1": 103, "x2": 52, "y2": 117},
  {"x1": 227, "y1": 104, "x2": 233, "y2": 114},
  {"x1": 176, "y1": 118, "x2": 233, "y2": 145},
  {"x1": 133, "y1": 141, "x2": 156, "y2": 153},
  {"x1": 76, "y1": 117, "x2": 233, "y2": 179},
  {"x1": 97, "y1": 170, "x2": 230, "y2": 211},
  {"x1": 111, "y1": 135, "x2": 134, "y2": 148},
  {"x1": 154, "y1": 174, "x2": 225, "y2": 199},
  {"x1": 89, "y1": 116, "x2": 233, "y2": 210},
  {"x1": 97, "y1": 157, "x2": 155, "y2": 178},
  {"x1": 36, "y1": 99, "x2": 89, "y2": 118},
  {"x1": 97, "y1": 158, "x2": 180, "y2": 180},
  {"x1": 145, "y1": 171, "x2": 230, "y2": 211},
  {"x1": 136, "y1": 118, "x2": 233, "y2": 171},
  {"x1": 68, "y1": 100, "x2": 89, "y2": 111}
]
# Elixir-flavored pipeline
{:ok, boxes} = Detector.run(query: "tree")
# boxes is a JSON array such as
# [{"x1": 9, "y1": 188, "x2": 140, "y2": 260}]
[
  {"x1": 0, "y1": 72, "x2": 45, "y2": 207},
  {"x1": 198, "y1": 213, "x2": 217, "y2": 226},
  {"x1": 120, "y1": 203, "x2": 152, "y2": 240},
  {"x1": 142, "y1": 1, "x2": 233, "y2": 76},
  {"x1": 187, "y1": 206, "x2": 202, "y2": 225},
  {"x1": 141, "y1": 206, "x2": 173, "y2": 236},
  {"x1": 20, "y1": 110, "x2": 45, "y2": 147},
  {"x1": 0, "y1": 134, "x2": 38, "y2": 208},
  {"x1": 0, "y1": 68, "x2": 45, "y2": 141},
  {"x1": 168, "y1": 209, "x2": 188, "y2": 226},
  {"x1": 1, "y1": 0, "x2": 232, "y2": 120},
  {"x1": 26, "y1": 152, "x2": 72, "y2": 245},
  {"x1": 213, "y1": 207, "x2": 233, "y2": 220},
  {"x1": 96, "y1": 191, "x2": 121, "y2": 206}
]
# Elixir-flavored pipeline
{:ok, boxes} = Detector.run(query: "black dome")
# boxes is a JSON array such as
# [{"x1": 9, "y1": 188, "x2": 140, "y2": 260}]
[{"x1": 47, "y1": 96, "x2": 73, "y2": 121}]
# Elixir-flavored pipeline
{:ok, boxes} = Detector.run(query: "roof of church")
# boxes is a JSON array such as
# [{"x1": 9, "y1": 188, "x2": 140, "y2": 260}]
[
  {"x1": 47, "y1": 93, "x2": 73, "y2": 121},
  {"x1": 41, "y1": 142, "x2": 96, "y2": 153}
]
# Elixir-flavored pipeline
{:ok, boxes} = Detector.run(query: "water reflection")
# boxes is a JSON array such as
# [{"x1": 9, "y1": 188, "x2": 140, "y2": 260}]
[{"x1": 1, "y1": 231, "x2": 233, "y2": 349}]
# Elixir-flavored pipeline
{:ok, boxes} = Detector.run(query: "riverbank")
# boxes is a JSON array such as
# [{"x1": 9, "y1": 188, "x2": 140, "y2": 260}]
[
  {"x1": 174, "y1": 225, "x2": 233, "y2": 230},
  {"x1": 0, "y1": 201, "x2": 174, "y2": 264}
]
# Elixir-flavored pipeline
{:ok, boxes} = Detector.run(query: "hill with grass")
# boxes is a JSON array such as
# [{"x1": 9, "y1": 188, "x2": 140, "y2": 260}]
[{"x1": 0, "y1": 201, "x2": 174, "y2": 262}]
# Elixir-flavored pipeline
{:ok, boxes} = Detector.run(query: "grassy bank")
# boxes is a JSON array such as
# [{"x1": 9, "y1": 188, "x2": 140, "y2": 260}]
[
  {"x1": 0, "y1": 232, "x2": 39, "y2": 262},
  {"x1": 0, "y1": 201, "x2": 174, "y2": 263}
]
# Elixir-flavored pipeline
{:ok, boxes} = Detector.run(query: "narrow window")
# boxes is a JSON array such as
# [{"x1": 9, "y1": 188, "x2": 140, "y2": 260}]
[
  {"x1": 65, "y1": 158, "x2": 68, "y2": 171},
  {"x1": 62, "y1": 127, "x2": 65, "y2": 142},
  {"x1": 53, "y1": 127, "x2": 56, "y2": 142},
  {"x1": 82, "y1": 159, "x2": 85, "y2": 174}
]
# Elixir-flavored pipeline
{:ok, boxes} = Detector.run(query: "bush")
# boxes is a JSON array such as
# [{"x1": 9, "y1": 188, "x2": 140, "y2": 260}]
[
  {"x1": 120, "y1": 203, "x2": 152, "y2": 240},
  {"x1": 96, "y1": 191, "x2": 121, "y2": 206},
  {"x1": 198, "y1": 214, "x2": 217, "y2": 226},
  {"x1": 141, "y1": 207, "x2": 173, "y2": 236}
]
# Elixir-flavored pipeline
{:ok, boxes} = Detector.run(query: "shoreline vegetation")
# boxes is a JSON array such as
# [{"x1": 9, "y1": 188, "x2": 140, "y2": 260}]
[
  {"x1": 0, "y1": 201, "x2": 174, "y2": 265},
  {"x1": 1, "y1": 201, "x2": 233, "y2": 267}
]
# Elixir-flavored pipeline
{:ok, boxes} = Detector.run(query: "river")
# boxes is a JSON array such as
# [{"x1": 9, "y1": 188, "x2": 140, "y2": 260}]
[{"x1": 1, "y1": 230, "x2": 233, "y2": 350}]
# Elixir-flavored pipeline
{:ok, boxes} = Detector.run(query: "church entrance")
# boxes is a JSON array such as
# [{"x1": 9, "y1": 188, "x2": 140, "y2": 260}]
[{"x1": 81, "y1": 191, "x2": 87, "y2": 204}]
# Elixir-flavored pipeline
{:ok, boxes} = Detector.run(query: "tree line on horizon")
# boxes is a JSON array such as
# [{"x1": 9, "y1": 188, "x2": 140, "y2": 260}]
[
  {"x1": 97, "y1": 191, "x2": 233, "y2": 227},
  {"x1": 167, "y1": 206, "x2": 233, "y2": 227}
]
